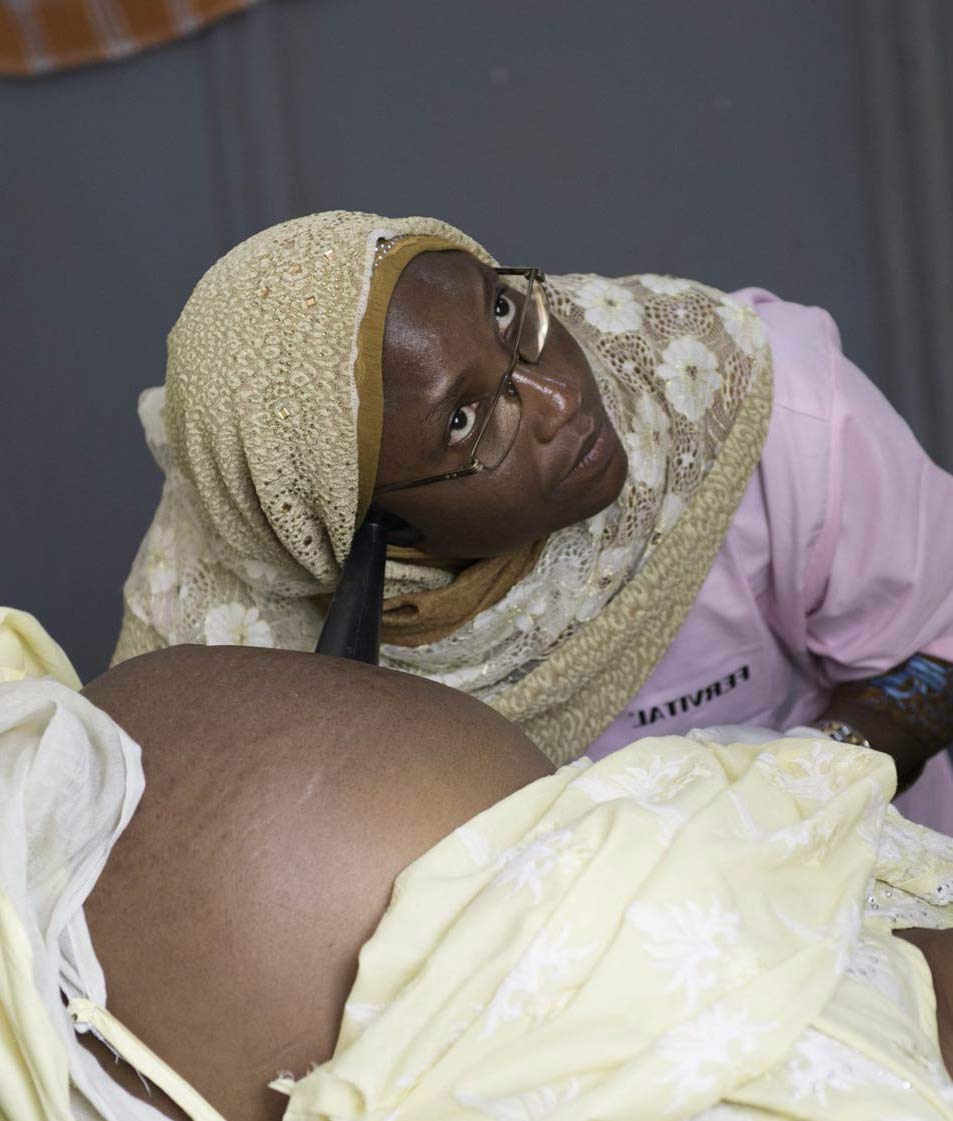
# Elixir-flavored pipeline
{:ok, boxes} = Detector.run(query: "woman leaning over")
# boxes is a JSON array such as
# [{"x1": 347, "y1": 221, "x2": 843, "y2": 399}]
[{"x1": 113, "y1": 212, "x2": 953, "y2": 805}]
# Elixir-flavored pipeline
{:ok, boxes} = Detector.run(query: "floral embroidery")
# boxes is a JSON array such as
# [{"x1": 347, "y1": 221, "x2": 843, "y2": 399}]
[
  {"x1": 715, "y1": 301, "x2": 766, "y2": 356},
  {"x1": 572, "y1": 751, "x2": 712, "y2": 805},
  {"x1": 203, "y1": 602, "x2": 275, "y2": 647},
  {"x1": 768, "y1": 805, "x2": 842, "y2": 860},
  {"x1": 657, "y1": 337, "x2": 722, "y2": 421},
  {"x1": 574, "y1": 277, "x2": 644, "y2": 333},
  {"x1": 479, "y1": 926, "x2": 596, "y2": 1039},
  {"x1": 472, "y1": 574, "x2": 579, "y2": 641},
  {"x1": 439, "y1": 663, "x2": 491, "y2": 690},
  {"x1": 144, "y1": 526, "x2": 179, "y2": 596},
  {"x1": 846, "y1": 935, "x2": 905, "y2": 1006},
  {"x1": 493, "y1": 828, "x2": 587, "y2": 904},
  {"x1": 241, "y1": 559, "x2": 284, "y2": 585},
  {"x1": 625, "y1": 391, "x2": 671, "y2": 488},
  {"x1": 626, "y1": 898, "x2": 750, "y2": 1010},
  {"x1": 656, "y1": 1006, "x2": 767, "y2": 1109},
  {"x1": 572, "y1": 752, "x2": 711, "y2": 843},
  {"x1": 755, "y1": 740, "x2": 867, "y2": 802},
  {"x1": 783, "y1": 1029, "x2": 909, "y2": 1105},
  {"x1": 641, "y1": 273, "x2": 693, "y2": 296}
]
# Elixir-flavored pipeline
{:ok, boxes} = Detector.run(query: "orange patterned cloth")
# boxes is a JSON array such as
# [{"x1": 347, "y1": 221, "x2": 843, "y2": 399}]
[{"x1": 0, "y1": 0, "x2": 261, "y2": 76}]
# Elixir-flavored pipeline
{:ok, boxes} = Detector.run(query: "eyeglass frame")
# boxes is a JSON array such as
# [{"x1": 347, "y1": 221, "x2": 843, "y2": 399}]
[{"x1": 373, "y1": 266, "x2": 549, "y2": 496}]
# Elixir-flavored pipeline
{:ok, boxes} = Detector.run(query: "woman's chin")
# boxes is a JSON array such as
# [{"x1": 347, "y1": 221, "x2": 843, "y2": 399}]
[{"x1": 568, "y1": 440, "x2": 629, "y2": 524}]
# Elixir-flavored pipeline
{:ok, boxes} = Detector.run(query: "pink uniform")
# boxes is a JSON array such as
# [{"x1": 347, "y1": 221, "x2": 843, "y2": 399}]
[{"x1": 587, "y1": 288, "x2": 953, "y2": 832}]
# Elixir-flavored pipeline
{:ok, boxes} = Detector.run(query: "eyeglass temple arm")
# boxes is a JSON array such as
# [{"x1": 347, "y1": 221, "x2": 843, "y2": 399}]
[
  {"x1": 495, "y1": 267, "x2": 545, "y2": 278},
  {"x1": 374, "y1": 461, "x2": 483, "y2": 496},
  {"x1": 315, "y1": 508, "x2": 390, "y2": 664}
]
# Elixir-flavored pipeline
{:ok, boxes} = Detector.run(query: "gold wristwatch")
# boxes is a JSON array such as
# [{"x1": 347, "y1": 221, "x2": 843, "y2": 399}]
[{"x1": 812, "y1": 719, "x2": 871, "y2": 749}]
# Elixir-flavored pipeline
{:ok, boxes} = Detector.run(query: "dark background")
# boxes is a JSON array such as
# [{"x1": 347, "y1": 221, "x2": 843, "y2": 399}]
[{"x1": 3, "y1": 0, "x2": 952, "y2": 682}]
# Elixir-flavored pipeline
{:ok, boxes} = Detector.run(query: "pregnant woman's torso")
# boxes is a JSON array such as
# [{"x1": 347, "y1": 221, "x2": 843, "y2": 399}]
[{"x1": 79, "y1": 647, "x2": 550, "y2": 1121}]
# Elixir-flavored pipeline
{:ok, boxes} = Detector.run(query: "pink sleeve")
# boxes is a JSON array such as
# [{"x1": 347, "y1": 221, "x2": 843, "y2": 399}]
[{"x1": 803, "y1": 313, "x2": 953, "y2": 681}]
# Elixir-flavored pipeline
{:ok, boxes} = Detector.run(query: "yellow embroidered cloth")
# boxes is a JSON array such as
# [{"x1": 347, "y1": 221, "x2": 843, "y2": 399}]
[
  {"x1": 0, "y1": 606, "x2": 80, "y2": 687},
  {"x1": 277, "y1": 736, "x2": 953, "y2": 1120},
  {"x1": 0, "y1": 611, "x2": 78, "y2": 1121},
  {"x1": 3, "y1": 611, "x2": 953, "y2": 1119}
]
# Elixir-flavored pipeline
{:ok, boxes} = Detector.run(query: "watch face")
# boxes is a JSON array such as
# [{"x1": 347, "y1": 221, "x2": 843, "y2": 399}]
[{"x1": 815, "y1": 720, "x2": 870, "y2": 749}]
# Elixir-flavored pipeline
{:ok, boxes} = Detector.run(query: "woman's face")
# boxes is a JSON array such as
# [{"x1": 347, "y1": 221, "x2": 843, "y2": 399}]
[{"x1": 376, "y1": 251, "x2": 628, "y2": 557}]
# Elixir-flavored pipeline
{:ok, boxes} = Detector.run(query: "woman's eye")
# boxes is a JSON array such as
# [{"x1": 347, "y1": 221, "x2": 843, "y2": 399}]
[
  {"x1": 494, "y1": 290, "x2": 518, "y2": 337},
  {"x1": 449, "y1": 403, "x2": 480, "y2": 446}
]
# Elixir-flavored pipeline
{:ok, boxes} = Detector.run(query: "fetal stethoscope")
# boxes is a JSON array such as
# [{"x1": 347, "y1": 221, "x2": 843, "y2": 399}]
[{"x1": 314, "y1": 509, "x2": 404, "y2": 664}]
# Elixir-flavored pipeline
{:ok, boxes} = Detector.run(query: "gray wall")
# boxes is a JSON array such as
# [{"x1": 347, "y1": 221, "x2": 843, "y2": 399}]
[{"x1": 2, "y1": 0, "x2": 949, "y2": 682}]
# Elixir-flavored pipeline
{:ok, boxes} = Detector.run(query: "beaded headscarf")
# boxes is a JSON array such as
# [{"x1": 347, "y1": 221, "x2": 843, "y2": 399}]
[{"x1": 115, "y1": 211, "x2": 773, "y2": 764}]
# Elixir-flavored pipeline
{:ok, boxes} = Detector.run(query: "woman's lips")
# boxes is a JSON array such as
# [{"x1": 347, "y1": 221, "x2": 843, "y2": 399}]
[{"x1": 562, "y1": 416, "x2": 613, "y2": 484}]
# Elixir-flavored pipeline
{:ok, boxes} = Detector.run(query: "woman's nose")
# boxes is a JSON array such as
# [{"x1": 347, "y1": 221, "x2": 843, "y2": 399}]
[{"x1": 511, "y1": 364, "x2": 583, "y2": 444}]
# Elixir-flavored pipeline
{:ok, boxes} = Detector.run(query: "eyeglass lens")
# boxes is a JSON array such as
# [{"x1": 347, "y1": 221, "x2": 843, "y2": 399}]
[{"x1": 469, "y1": 277, "x2": 549, "y2": 471}]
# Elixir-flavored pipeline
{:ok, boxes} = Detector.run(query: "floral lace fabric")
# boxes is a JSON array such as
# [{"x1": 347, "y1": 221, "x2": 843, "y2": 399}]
[{"x1": 117, "y1": 223, "x2": 772, "y2": 761}]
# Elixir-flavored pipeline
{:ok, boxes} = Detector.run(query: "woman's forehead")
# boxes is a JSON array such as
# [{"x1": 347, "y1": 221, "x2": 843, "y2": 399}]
[
  {"x1": 384, "y1": 251, "x2": 495, "y2": 382},
  {"x1": 398, "y1": 247, "x2": 490, "y2": 303}
]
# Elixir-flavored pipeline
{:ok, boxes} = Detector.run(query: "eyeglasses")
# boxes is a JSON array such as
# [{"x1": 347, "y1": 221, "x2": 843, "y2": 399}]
[{"x1": 374, "y1": 267, "x2": 550, "y2": 495}]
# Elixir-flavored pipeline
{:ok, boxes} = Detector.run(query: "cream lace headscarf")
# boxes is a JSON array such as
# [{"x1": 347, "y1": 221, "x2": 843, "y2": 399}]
[{"x1": 115, "y1": 211, "x2": 773, "y2": 764}]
